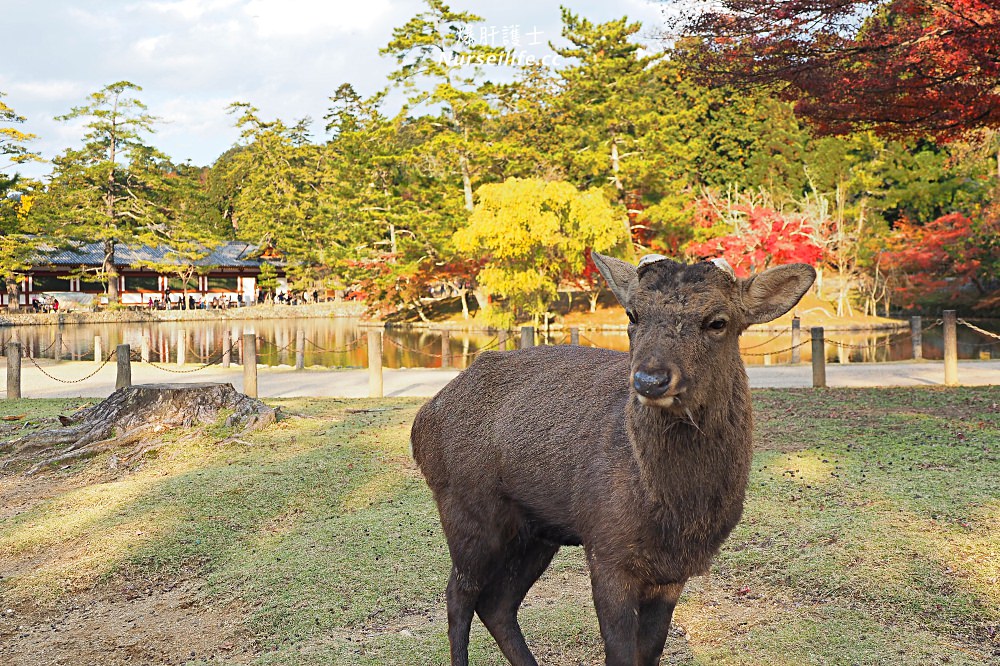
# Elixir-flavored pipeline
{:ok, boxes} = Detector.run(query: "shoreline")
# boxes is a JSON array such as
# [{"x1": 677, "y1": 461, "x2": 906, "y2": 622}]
[
  {"x1": 0, "y1": 302, "x2": 367, "y2": 327},
  {"x1": 376, "y1": 320, "x2": 911, "y2": 333}
]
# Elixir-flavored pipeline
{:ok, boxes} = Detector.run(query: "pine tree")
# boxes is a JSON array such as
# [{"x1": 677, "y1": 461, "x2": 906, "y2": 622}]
[
  {"x1": 380, "y1": 0, "x2": 504, "y2": 212},
  {"x1": 215, "y1": 103, "x2": 327, "y2": 288},
  {"x1": 32, "y1": 81, "x2": 162, "y2": 302}
]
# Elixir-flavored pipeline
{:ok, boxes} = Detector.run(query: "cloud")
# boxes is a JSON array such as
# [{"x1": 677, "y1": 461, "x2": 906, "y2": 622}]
[
  {"x1": 155, "y1": 95, "x2": 239, "y2": 136},
  {"x1": 245, "y1": 0, "x2": 395, "y2": 37},
  {"x1": 141, "y1": 0, "x2": 242, "y2": 22},
  {"x1": 4, "y1": 80, "x2": 88, "y2": 103}
]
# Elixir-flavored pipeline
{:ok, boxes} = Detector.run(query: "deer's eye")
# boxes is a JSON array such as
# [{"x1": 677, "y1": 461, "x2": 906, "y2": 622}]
[
  {"x1": 626, "y1": 310, "x2": 637, "y2": 324},
  {"x1": 707, "y1": 318, "x2": 728, "y2": 331}
]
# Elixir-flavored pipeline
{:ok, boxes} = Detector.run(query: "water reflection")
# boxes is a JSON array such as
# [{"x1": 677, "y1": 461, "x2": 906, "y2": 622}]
[{"x1": 0, "y1": 318, "x2": 996, "y2": 368}]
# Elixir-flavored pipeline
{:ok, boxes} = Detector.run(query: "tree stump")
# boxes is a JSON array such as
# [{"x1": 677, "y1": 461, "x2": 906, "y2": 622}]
[{"x1": 1, "y1": 383, "x2": 278, "y2": 475}]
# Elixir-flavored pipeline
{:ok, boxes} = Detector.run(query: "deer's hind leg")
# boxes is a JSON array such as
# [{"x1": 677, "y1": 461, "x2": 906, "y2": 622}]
[
  {"x1": 438, "y1": 493, "x2": 522, "y2": 666},
  {"x1": 475, "y1": 535, "x2": 559, "y2": 666}
]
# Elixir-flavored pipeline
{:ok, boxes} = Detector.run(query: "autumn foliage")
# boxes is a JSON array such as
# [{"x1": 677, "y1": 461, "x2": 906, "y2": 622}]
[
  {"x1": 881, "y1": 211, "x2": 1000, "y2": 309},
  {"x1": 687, "y1": 0, "x2": 1000, "y2": 139},
  {"x1": 685, "y1": 199, "x2": 824, "y2": 277}
]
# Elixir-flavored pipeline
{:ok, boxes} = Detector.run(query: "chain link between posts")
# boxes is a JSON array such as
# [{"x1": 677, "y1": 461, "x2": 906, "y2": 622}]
[
  {"x1": 382, "y1": 333, "x2": 504, "y2": 359},
  {"x1": 471, "y1": 336, "x2": 501, "y2": 355},
  {"x1": 186, "y1": 337, "x2": 226, "y2": 361},
  {"x1": 958, "y1": 318, "x2": 1000, "y2": 343},
  {"x1": 24, "y1": 347, "x2": 118, "y2": 384},
  {"x1": 824, "y1": 330, "x2": 913, "y2": 351},
  {"x1": 578, "y1": 330, "x2": 814, "y2": 358},
  {"x1": 304, "y1": 336, "x2": 365, "y2": 353},
  {"x1": 740, "y1": 338, "x2": 814, "y2": 357},
  {"x1": 24, "y1": 337, "x2": 59, "y2": 357},
  {"x1": 739, "y1": 329, "x2": 791, "y2": 350},
  {"x1": 260, "y1": 338, "x2": 296, "y2": 354},
  {"x1": 144, "y1": 343, "x2": 238, "y2": 373},
  {"x1": 383, "y1": 335, "x2": 445, "y2": 358}
]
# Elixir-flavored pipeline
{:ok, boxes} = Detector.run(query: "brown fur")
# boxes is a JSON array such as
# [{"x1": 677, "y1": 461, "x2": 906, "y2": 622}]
[{"x1": 411, "y1": 253, "x2": 815, "y2": 666}]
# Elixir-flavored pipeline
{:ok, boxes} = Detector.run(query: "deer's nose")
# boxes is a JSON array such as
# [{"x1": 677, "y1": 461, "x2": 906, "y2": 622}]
[{"x1": 633, "y1": 370, "x2": 674, "y2": 399}]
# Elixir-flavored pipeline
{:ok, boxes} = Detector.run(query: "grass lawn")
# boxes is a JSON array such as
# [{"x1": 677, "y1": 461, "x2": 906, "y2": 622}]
[{"x1": 0, "y1": 388, "x2": 997, "y2": 665}]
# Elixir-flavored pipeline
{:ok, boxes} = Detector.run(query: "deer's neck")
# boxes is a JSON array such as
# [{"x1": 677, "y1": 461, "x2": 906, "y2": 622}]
[{"x1": 625, "y1": 379, "x2": 753, "y2": 512}]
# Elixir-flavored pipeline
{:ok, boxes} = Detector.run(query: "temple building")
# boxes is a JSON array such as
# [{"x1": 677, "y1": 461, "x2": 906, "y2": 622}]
[{"x1": 1, "y1": 241, "x2": 286, "y2": 310}]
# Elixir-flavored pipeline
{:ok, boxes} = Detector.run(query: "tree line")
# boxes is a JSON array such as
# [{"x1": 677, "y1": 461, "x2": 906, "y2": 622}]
[{"x1": 2, "y1": 0, "x2": 998, "y2": 320}]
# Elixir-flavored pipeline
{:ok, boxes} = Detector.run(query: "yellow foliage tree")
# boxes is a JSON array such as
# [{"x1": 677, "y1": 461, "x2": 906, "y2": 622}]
[{"x1": 455, "y1": 177, "x2": 627, "y2": 324}]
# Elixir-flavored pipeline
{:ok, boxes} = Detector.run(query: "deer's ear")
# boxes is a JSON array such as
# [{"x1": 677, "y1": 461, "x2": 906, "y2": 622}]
[
  {"x1": 592, "y1": 251, "x2": 636, "y2": 309},
  {"x1": 742, "y1": 264, "x2": 816, "y2": 324}
]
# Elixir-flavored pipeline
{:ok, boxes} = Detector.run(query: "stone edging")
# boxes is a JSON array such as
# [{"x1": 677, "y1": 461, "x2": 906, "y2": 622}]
[{"x1": 0, "y1": 302, "x2": 367, "y2": 327}]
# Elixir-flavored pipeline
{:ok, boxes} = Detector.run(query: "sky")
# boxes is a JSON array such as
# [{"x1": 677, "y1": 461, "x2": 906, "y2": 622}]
[{"x1": 5, "y1": 0, "x2": 673, "y2": 181}]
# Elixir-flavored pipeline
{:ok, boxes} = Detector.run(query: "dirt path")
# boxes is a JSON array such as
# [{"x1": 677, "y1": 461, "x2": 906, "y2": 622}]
[{"x1": 0, "y1": 578, "x2": 254, "y2": 666}]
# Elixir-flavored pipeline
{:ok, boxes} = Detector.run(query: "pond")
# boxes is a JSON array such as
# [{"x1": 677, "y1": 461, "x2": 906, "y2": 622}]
[{"x1": 1, "y1": 317, "x2": 997, "y2": 369}]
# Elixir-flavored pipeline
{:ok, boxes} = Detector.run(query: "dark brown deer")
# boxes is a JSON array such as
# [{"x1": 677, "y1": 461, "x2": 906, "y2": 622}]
[{"x1": 411, "y1": 252, "x2": 815, "y2": 666}]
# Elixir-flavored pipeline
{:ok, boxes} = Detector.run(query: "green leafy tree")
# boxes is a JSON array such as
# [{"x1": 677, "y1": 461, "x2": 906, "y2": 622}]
[
  {"x1": 1, "y1": 92, "x2": 41, "y2": 193},
  {"x1": 455, "y1": 177, "x2": 627, "y2": 324},
  {"x1": 256, "y1": 261, "x2": 279, "y2": 301},
  {"x1": 551, "y1": 10, "x2": 663, "y2": 199},
  {"x1": 1, "y1": 92, "x2": 42, "y2": 311},
  {"x1": 480, "y1": 65, "x2": 563, "y2": 181},
  {"x1": 322, "y1": 86, "x2": 419, "y2": 291},
  {"x1": 0, "y1": 192, "x2": 37, "y2": 312},
  {"x1": 551, "y1": 17, "x2": 721, "y2": 254},
  {"x1": 137, "y1": 160, "x2": 224, "y2": 308},
  {"x1": 324, "y1": 83, "x2": 482, "y2": 318},
  {"x1": 31, "y1": 81, "x2": 163, "y2": 302},
  {"x1": 215, "y1": 103, "x2": 327, "y2": 288}
]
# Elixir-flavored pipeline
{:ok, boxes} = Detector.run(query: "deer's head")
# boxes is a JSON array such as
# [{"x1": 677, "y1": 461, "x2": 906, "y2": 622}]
[{"x1": 592, "y1": 252, "x2": 815, "y2": 413}]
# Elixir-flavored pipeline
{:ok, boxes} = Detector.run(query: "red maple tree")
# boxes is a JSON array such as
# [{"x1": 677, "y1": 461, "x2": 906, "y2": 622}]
[
  {"x1": 685, "y1": 0, "x2": 1000, "y2": 139},
  {"x1": 685, "y1": 199, "x2": 824, "y2": 277},
  {"x1": 881, "y1": 211, "x2": 1000, "y2": 308}
]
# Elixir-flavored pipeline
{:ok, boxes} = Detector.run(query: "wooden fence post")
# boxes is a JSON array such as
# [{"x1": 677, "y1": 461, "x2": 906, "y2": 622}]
[
  {"x1": 368, "y1": 329, "x2": 383, "y2": 398},
  {"x1": 441, "y1": 330, "x2": 451, "y2": 368},
  {"x1": 6, "y1": 341, "x2": 21, "y2": 399},
  {"x1": 520, "y1": 326, "x2": 535, "y2": 349},
  {"x1": 54, "y1": 330, "x2": 63, "y2": 363},
  {"x1": 943, "y1": 310, "x2": 958, "y2": 386},
  {"x1": 222, "y1": 331, "x2": 232, "y2": 369},
  {"x1": 790, "y1": 317, "x2": 801, "y2": 364},
  {"x1": 177, "y1": 329, "x2": 187, "y2": 366},
  {"x1": 570, "y1": 327, "x2": 580, "y2": 345},
  {"x1": 811, "y1": 327, "x2": 826, "y2": 388},
  {"x1": 243, "y1": 333, "x2": 258, "y2": 398},
  {"x1": 141, "y1": 334, "x2": 150, "y2": 363},
  {"x1": 94, "y1": 336, "x2": 103, "y2": 365},
  {"x1": 911, "y1": 316, "x2": 922, "y2": 360},
  {"x1": 295, "y1": 329, "x2": 305, "y2": 371},
  {"x1": 497, "y1": 329, "x2": 508, "y2": 352},
  {"x1": 116, "y1": 344, "x2": 132, "y2": 390}
]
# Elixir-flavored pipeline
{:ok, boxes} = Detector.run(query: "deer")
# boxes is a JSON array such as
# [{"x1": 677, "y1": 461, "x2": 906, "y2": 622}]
[{"x1": 410, "y1": 252, "x2": 816, "y2": 666}]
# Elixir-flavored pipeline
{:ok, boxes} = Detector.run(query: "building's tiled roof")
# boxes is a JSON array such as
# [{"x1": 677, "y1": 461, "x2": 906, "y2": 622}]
[{"x1": 33, "y1": 241, "x2": 264, "y2": 268}]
